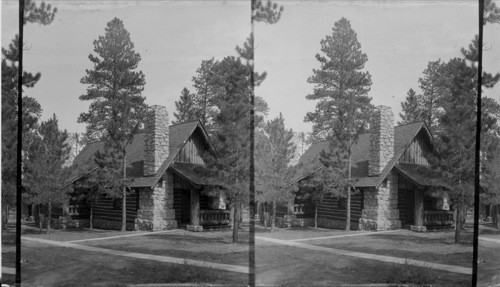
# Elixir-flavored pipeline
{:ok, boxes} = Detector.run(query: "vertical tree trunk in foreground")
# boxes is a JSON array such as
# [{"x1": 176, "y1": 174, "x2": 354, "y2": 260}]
[
  {"x1": 315, "y1": 204, "x2": 318, "y2": 228},
  {"x1": 454, "y1": 204, "x2": 463, "y2": 243},
  {"x1": 122, "y1": 155, "x2": 127, "y2": 232},
  {"x1": 233, "y1": 203, "x2": 240, "y2": 243},
  {"x1": 46, "y1": 202, "x2": 52, "y2": 234},
  {"x1": 90, "y1": 203, "x2": 94, "y2": 229},
  {"x1": 271, "y1": 201, "x2": 276, "y2": 231},
  {"x1": 346, "y1": 152, "x2": 352, "y2": 231}
]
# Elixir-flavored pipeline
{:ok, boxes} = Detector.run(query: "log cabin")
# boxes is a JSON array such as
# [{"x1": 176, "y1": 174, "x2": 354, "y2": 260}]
[
  {"x1": 291, "y1": 106, "x2": 452, "y2": 231},
  {"x1": 64, "y1": 105, "x2": 229, "y2": 231}
]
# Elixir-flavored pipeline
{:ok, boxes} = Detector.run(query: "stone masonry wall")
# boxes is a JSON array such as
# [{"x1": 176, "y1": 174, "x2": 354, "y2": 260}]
[
  {"x1": 135, "y1": 172, "x2": 177, "y2": 231},
  {"x1": 144, "y1": 105, "x2": 169, "y2": 176},
  {"x1": 359, "y1": 171, "x2": 401, "y2": 230},
  {"x1": 369, "y1": 106, "x2": 394, "y2": 176}
]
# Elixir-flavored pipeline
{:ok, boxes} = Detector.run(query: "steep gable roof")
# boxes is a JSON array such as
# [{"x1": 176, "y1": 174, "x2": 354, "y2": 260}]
[
  {"x1": 68, "y1": 120, "x2": 214, "y2": 188},
  {"x1": 294, "y1": 121, "x2": 434, "y2": 188}
]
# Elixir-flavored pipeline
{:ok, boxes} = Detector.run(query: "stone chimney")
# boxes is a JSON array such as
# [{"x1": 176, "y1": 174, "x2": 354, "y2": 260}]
[
  {"x1": 144, "y1": 105, "x2": 169, "y2": 176},
  {"x1": 369, "y1": 106, "x2": 394, "y2": 176}
]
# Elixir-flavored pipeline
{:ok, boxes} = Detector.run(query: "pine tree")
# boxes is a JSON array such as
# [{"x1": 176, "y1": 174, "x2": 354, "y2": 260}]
[
  {"x1": 1, "y1": 0, "x2": 57, "y2": 229},
  {"x1": 78, "y1": 18, "x2": 147, "y2": 231},
  {"x1": 305, "y1": 17, "x2": 373, "y2": 230},
  {"x1": 173, "y1": 88, "x2": 197, "y2": 124},
  {"x1": 24, "y1": 115, "x2": 71, "y2": 234},
  {"x1": 398, "y1": 88, "x2": 423, "y2": 125},
  {"x1": 255, "y1": 113, "x2": 296, "y2": 231},
  {"x1": 418, "y1": 60, "x2": 447, "y2": 134}
]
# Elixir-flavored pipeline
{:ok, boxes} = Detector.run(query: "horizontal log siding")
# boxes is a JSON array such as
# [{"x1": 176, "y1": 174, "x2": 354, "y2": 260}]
[
  {"x1": 93, "y1": 192, "x2": 138, "y2": 224},
  {"x1": 317, "y1": 191, "x2": 363, "y2": 226}
]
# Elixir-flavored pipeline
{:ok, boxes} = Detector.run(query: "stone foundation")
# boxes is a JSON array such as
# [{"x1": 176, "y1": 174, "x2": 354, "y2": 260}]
[
  {"x1": 135, "y1": 173, "x2": 177, "y2": 231},
  {"x1": 359, "y1": 173, "x2": 401, "y2": 231},
  {"x1": 187, "y1": 225, "x2": 203, "y2": 232},
  {"x1": 410, "y1": 225, "x2": 427, "y2": 232}
]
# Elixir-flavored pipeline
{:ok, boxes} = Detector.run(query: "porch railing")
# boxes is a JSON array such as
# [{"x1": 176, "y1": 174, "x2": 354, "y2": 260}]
[
  {"x1": 294, "y1": 204, "x2": 305, "y2": 215},
  {"x1": 199, "y1": 210, "x2": 231, "y2": 226},
  {"x1": 423, "y1": 210, "x2": 454, "y2": 226}
]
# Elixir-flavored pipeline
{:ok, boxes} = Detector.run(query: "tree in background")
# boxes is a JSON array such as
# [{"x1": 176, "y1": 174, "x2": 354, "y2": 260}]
[
  {"x1": 1, "y1": 0, "x2": 57, "y2": 229},
  {"x1": 417, "y1": 60, "x2": 447, "y2": 134},
  {"x1": 305, "y1": 17, "x2": 373, "y2": 230},
  {"x1": 78, "y1": 18, "x2": 147, "y2": 231},
  {"x1": 173, "y1": 87, "x2": 198, "y2": 124},
  {"x1": 256, "y1": 113, "x2": 296, "y2": 231},
  {"x1": 24, "y1": 115, "x2": 71, "y2": 234},
  {"x1": 398, "y1": 88, "x2": 423, "y2": 125}
]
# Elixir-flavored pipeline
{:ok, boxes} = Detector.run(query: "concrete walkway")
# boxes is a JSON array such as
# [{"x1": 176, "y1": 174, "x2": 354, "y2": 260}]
[
  {"x1": 2, "y1": 266, "x2": 15, "y2": 275},
  {"x1": 479, "y1": 236, "x2": 500, "y2": 244},
  {"x1": 66, "y1": 229, "x2": 176, "y2": 243},
  {"x1": 22, "y1": 236, "x2": 249, "y2": 274},
  {"x1": 290, "y1": 230, "x2": 399, "y2": 242},
  {"x1": 256, "y1": 236, "x2": 472, "y2": 275}
]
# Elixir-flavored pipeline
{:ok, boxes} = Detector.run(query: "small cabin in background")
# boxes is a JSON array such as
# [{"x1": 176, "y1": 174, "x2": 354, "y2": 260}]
[
  {"x1": 291, "y1": 106, "x2": 452, "y2": 231},
  {"x1": 63, "y1": 105, "x2": 229, "y2": 231}
]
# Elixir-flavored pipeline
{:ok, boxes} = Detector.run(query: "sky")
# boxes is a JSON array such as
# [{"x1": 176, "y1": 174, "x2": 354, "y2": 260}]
[
  {"x1": 255, "y1": 0, "x2": 500, "y2": 134},
  {"x1": 1, "y1": 0, "x2": 500, "y2": 136}
]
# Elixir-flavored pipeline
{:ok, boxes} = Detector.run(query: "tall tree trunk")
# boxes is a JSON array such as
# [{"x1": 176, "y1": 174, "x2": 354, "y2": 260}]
[
  {"x1": 233, "y1": 202, "x2": 240, "y2": 243},
  {"x1": 229, "y1": 203, "x2": 234, "y2": 229},
  {"x1": 38, "y1": 205, "x2": 44, "y2": 232},
  {"x1": 493, "y1": 204, "x2": 500, "y2": 229},
  {"x1": 46, "y1": 202, "x2": 52, "y2": 234},
  {"x1": 454, "y1": 204, "x2": 462, "y2": 244},
  {"x1": 2, "y1": 205, "x2": 9, "y2": 230},
  {"x1": 90, "y1": 202, "x2": 94, "y2": 229},
  {"x1": 271, "y1": 201, "x2": 276, "y2": 231},
  {"x1": 315, "y1": 203, "x2": 318, "y2": 228},
  {"x1": 121, "y1": 155, "x2": 127, "y2": 232},
  {"x1": 346, "y1": 151, "x2": 352, "y2": 231}
]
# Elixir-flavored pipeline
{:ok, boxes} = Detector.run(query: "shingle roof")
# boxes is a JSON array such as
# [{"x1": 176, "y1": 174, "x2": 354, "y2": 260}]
[
  {"x1": 394, "y1": 163, "x2": 449, "y2": 189},
  {"x1": 294, "y1": 121, "x2": 432, "y2": 188},
  {"x1": 69, "y1": 120, "x2": 211, "y2": 188}
]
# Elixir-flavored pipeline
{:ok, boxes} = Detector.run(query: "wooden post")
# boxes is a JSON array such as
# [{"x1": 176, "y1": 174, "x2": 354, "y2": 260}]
[
  {"x1": 190, "y1": 188, "x2": 200, "y2": 226},
  {"x1": 414, "y1": 190, "x2": 424, "y2": 226}
]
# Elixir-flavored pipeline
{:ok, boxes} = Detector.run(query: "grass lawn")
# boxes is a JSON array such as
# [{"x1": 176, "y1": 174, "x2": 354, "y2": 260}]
[
  {"x1": 309, "y1": 229, "x2": 473, "y2": 268},
  {"x1": 12, "y1": 240, "x2": 248, "y2": 286},
  {"x1": 80, "y1": 229, "x2": 250, "y2": 266},
  {"x1": 255, "y1": 240, "x2": 471, "y2": 286}
]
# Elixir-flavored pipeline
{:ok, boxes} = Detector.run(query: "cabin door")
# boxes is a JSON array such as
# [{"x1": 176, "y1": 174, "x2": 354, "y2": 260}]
[
  {"x1": 174, "y1": 189, "x2": 191, "y2": 224},
  {"x1": 398, "y1": 189, "x2": 415, "y2": 225}
]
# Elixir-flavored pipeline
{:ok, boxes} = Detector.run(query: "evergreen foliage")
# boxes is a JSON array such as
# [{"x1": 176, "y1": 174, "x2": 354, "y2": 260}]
[
  {"x1": 173, "y1": 88, "x2": 197, "y2": 124},
  {"x1": 78, "y1": 18, "x2": 147, "y2": 231},
  {"x1": 304, "y1": 17, "x2": 373, "y2": 230},
  {"x1": 255, "y1": 113, "x2": 296, "y2": 230},
  {"x1": 24, "y1": 115, "x2": 71, "y2": 233},
  {"x1": 1, "y1": 0, "x2": 57, "y2": 229},
  {"x1": 398, "y1": 89, "x2": 423, "y2": 125}
]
